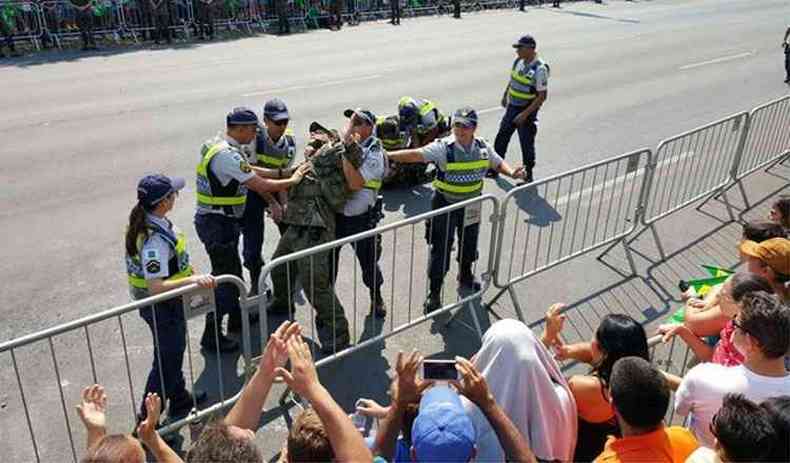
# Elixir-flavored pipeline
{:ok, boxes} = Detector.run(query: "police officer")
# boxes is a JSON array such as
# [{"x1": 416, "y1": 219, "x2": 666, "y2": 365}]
[
  {"x1": 195, "y1": 107, "x2": 306, "y2": 353},
  {"x1": 152, "y1": 0, "x2": 173, "y2": 44},
  {"x1": 125, "y1": 174, "x2": 210, "y2": 421},
  {"x1": 388, "y1": 107, "x2": 527, "y2": 312},
  {"x1": 332, "y1": 109, "x2": 387, "y2": 318},
  {"x1": 241, "y1": 98, "x2": 297, "y2": 297},
  {"x1": 494, "y1": 34, "x2": 549, "y2": 184},
  {"x1": 783, "y1": 26, "x2": 790, "y2": 84},
  {"x1": 398, "y1": 97, "x2": 450, "y2": 148},
  {"x1": 193, "y1": 0, "x2": 215, "y2": 40}
]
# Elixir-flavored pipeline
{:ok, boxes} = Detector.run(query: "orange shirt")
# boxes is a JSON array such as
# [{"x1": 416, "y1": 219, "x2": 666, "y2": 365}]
[{"x1": 594, "y1": 426, "x2": 699, "y2": 463}]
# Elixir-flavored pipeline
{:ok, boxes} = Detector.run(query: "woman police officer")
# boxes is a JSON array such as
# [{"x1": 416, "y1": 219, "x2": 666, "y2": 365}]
[{"x1": 125, "y1": 174, "x2": 212, "y2": 422}]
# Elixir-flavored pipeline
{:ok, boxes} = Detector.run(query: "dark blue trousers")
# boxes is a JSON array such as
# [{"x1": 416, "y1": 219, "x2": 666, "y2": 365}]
[
  {"x1": 494, "y1": 104, "x2": 538, "y2": 169},
  {"x1": 194, "y1": 213, "x2": 242, "y2": 324},
  {"x1": 426, "y1": 193, "x2": 480, "y2": 293},
  {"x1": 139, "y1": 300, "x2": 187, "y2": 418}
]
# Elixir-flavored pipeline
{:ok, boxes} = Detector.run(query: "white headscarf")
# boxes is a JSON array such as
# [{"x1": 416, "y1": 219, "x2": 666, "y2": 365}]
[{"x1": 462, "y1": 319, "x2": 578, "y2": 462}]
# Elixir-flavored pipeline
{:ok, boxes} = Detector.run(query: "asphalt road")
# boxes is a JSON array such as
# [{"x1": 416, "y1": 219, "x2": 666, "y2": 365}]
[{"x1": 1, "y1": 0, "x2": 789, "y2": 460}]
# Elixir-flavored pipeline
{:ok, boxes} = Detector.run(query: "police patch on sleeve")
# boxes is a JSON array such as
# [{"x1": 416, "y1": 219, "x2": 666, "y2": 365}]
[{"x1": 146, "y1": 260, "x2": 161, "y2": 274}]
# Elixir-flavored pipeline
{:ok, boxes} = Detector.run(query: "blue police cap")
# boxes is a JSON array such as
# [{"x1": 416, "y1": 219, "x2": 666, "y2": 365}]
[
  {"x1": 512, "y1": 34, "x2": 537, "y2": 49},
  {"x1": 137, "y1": 174, "x2": 185, "y2": 209},
  {"x1": 263, "y1": 98, "x2": 290, "y2": 121},
  {"x1": 451, "y1": 106, "x2": 478, "y2": 128},
  {"x1": 226, "y1": 107, "x2": 259, "y2": 126}
]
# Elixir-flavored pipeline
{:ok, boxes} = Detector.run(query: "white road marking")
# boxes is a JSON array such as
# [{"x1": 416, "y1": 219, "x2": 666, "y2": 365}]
[
  {"x1": 478, "y1": 106, "x2": 503, "y2": 115},
  {"x1": 241, "y1": 75, "x2": 382, "y2": 97},
  {"x1": 679, "y1": 51, "x2": 754, "y2": 71}
]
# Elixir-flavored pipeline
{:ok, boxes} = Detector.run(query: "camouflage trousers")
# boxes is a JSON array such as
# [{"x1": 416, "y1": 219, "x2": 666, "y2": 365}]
[{"x1": 270, "y1": 225, "x2": 350, "y2": 342}]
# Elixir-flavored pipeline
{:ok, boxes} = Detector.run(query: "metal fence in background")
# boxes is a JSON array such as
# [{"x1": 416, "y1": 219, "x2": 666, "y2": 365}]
[
  {"x1": 488, "y1": 149, "x2": 652, "y2": 319},
  {"x1": 1, "y1": 1, "x2": 45, "y2": 49},
  {"x1": 736, "y1": 95, "x2": 790, "y2": 180}
]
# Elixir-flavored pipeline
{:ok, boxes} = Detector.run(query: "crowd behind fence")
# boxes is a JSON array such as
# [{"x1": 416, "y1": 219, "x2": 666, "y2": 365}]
[
  {"x1": 0, "y1": 94, "x2": 787, "y2": 461},
  {"x1": 0, "y1": 0, "x2": 604, "y2": 50}
]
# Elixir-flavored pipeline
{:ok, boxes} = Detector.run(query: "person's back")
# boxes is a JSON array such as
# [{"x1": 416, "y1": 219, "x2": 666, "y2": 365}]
[{"x1": 595, "y1": 357, "x2": 698, "y2": 463}]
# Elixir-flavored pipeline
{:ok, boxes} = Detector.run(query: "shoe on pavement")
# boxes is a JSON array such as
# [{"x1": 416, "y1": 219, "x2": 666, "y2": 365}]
[
  {"x1": 319, "y1": 332, "x2": 351, "y2": 355},
  {"x1": 370, "y1": 299, "x2": 387, "y2": 318},
  {"x1": 168, "y1": 390, "x2": 208, "y2": 418},
  {"x1": 458, "y1": 271, "x2": 482, "y2": 291},
  {"x1": 200, "y1": 327, "x2": 239, "y2": 353},
  {"x1": 424, "y1": 291, "x2": 442, "y2": 313}
]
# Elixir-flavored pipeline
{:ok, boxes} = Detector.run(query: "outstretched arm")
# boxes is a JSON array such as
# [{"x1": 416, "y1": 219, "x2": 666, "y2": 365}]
[{"x1": 387, "y1": 149, "x2": 426, "y2": 164}]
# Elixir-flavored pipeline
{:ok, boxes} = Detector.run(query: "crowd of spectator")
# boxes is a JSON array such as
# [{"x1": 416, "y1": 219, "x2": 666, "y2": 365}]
[{"x1": 77, "y1": 196, "x2": 790, "y2": 462}]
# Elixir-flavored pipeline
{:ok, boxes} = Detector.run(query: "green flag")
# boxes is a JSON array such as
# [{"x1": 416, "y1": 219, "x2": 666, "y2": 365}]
[{"x1": 702, "y1": 265, "x2": 734, "y2": 278}]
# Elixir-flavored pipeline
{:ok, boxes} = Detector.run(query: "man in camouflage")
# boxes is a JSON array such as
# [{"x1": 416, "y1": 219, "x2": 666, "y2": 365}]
[{"x1": 268, "y1": 121, "x2": 364, "y2": 354}]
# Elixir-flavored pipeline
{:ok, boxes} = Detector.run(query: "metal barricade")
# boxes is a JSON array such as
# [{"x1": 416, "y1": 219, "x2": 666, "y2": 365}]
[
  {"x1": 487, "y1": 149, "x2": 652, "y2": 318},
  {"x1": 634, "y1": 111, "x2": 749, "y2": 259},
  {"x1": 1, "y1": 1, "x2": 45, "y2": 49},
  {"x1": 735, "y1": 95, "x2": 790, "y2": 181},
  {"x1": 119, "y1": 0, "x2": 194, "y2": 43},
  {"x1": 0, "y1": 275, "x2": 249, "y2": 463},
  {"x1": 648, "y1": 334, "x2": 694, "y2": 424},
  {"x1": 242, "y1": 194, "x2": 500, "y2": 368},
  {"x1": 39, "y1": 0, "x2": 123, "y2": 48}
]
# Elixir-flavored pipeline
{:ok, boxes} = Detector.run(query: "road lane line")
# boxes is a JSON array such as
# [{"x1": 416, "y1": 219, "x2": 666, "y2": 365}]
[
  {"x1": 242, "y1": 74, "x2": 382, "y2": 97},
  {"x1": 679, "y1": 51, "x2": 754, "y2": 70}
]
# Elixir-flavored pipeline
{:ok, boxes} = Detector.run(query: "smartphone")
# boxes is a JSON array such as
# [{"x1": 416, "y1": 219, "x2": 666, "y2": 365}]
[{"x1": 421, "y1": 359, "x2": 458, "y2": 381}]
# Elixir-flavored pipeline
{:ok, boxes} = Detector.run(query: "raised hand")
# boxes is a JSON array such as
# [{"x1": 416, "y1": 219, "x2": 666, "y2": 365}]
[{"x1": 76, "y1": 384, "x2": 107, "y2": 434}]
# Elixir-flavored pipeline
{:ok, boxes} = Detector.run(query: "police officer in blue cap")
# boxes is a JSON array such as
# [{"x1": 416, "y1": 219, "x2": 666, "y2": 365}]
[
  {"x1": 195, "y1": 107, "x2": 307, "y2": 352},
  {"x1": 387, "y1": 107, "x2": 527, "y2": 312},
  {"x1": 125, "y1": 174, "x2": 212, "y2": 421},
  {"x1": 241, "y1": 98, "x2": 297, "y2": 297},
  {"x1": 493, "y1": 34, "x2": 549, "y2": 184}
]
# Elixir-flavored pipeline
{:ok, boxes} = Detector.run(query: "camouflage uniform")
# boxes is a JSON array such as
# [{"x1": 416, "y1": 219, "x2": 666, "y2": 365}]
[{"x1": 269, "y1": 130, "x2": 362, "y2": 352}]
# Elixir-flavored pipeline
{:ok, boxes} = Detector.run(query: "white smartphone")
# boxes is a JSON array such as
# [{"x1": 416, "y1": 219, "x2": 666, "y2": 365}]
[{"x1": 421, "y1": 359, "x2": 459, "y2": 381}]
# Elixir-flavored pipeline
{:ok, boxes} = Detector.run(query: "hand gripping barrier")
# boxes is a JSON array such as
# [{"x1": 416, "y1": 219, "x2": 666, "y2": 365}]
[
  {"x1": 487, "y1": 149, "x2": 652, "y2": 318},
  {"x1": 0, "y1": 275, "x2": 249, "y2": 463}
]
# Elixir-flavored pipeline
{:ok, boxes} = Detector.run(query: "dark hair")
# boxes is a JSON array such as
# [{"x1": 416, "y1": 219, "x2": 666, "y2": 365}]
[
  {"x1": 609, "y1": 357, "x2": 669, "y2": 430},
  {"x1": 739, "y1": 292, "x2": 790, "y2": 358},
  {"x1": 82, "y1": 434, "x2": 144, "y2": 463},
  {"x1": 125, "y1": 203, "x2": 149, "y2": 258},
  {"x1": 186, "y1": 421, "x2": 262, "y2": 463},
  {"x1": 729, "y1": 272, "x2": 774, "y2": 302},
  {"x1": 711, "y1": 394, "x2": 776, "y2": 462},
  {"x1": 761, "y1": 396, "x2": 790, "y2": 462},
  {"x1": 287, "y1": 408, "x2": 334, "y2": 463},
  {"x1": 742, "y1": 221, "x2": 787, "y2": 242},
  {"x1": 773, "y1": 196, "x2": 790, "y2": 229},
  {"x1": 591, "y1": 314, "x2": 650, "y2": 388}
]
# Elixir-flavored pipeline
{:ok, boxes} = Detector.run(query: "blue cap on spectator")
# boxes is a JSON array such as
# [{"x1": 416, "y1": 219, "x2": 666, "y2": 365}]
[
  {"x1": 263, "y1": 98, "x2": 290, "y2": 121},
  {"x1": 226, "y1": 107, "x2": 259, "y2": 126},
  {"x1": 411, "y1": 386, "x2": 476, "y2": 462},
  {"x1": 512, "y1": 34, "x2": 537, "y2": 48},
  {"x1": 343, "y1": 108, "x2": 377, "y2": 126},
  {"x1": 451, "y1": 106, "x2": 478, "y2": 128},
  {"x1": 137, "y1": 174, "x2": 185, "y2": 209}
]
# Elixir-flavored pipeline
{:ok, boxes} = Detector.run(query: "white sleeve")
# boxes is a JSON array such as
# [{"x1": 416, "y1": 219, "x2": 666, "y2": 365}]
[
  {"x1": 141, "y1": 235, "x2": 174, "y2": 280},
  {"x1": 674, "y1": 365, "x2": 699, "y2": 417},
  {"x1": 419, "y1": 141, "x2": 448, "y2": 170},
  {"x1": 534, "y1": 65, "x2": 548, "y2": 92}
]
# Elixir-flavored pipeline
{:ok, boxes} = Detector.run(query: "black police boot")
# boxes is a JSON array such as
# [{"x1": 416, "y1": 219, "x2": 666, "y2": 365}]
[
  {"x1": 458, "y1": 266, "x2": 481, "y2": 291},
  {"x1": 424, "y1": 290, "x2": 442, "y2": 313},
  {"x1": 248, "y1": 266, "x2": 262, "y2": 297},
  {"x1": 316, "y1": 321, "x2": 351, "y2": 355},
  {"x1": 200, "y1": 317, "x2": 239, "y2": 353}
]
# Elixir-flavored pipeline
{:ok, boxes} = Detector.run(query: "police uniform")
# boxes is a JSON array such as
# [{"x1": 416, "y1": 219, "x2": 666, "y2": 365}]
[
  {"x1": 241, "y1": 111, "x2": 295, "y2": 295},
  {"x1": 494, "y1": 35, "x2": 549, "y2": 181},
  {"x1": 399, "y1": 97, "x2": 449, "y2": 147},
  {"x1": 421, "y1": 126, "x2": 504, "y2": 310},
  {"x1": 332, "y1": 133, "x2": 387, "y2": 316},
  {"x1": 126, "y1": 175, "x2": 203, "y2": 420},
  {"x1": 194, "y1": 128, "x2": 256, "y2": 349},
  {"x1": 269, "y1": 124, "x2": 362, "y2": 354},
  {"x1": 390, "y1": 0, "x2": 400, "y2": 25}
]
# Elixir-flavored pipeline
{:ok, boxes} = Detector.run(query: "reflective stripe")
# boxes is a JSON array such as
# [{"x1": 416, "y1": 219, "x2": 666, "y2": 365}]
[
  {"x1": 196, "y1": 142, "x2": 227, "y2": 176},
  {"x1": 433, "y1": 179, "x2": 483, "y2": 194},
  {"x1": 509, "y1": 88, "x2": 537, "y2": 100},
  {"x1": 446, "y1": 160, "x2": 490, "y2": 171},
  {"x1": 419, "y1": 100, "x2": 436, "y2": 116},
  {"x1": 511, "y1": 69, "x2": 533, "y2": 85},
  {"x1": 197, "y1": 192, "x2": 246, "y2": 206},
  {"x1": 364, "y1": 179, "x2": 382, "y2": 190},
  {"x1": 257, "y1": 154, "x2": 289, "y2": 167}
]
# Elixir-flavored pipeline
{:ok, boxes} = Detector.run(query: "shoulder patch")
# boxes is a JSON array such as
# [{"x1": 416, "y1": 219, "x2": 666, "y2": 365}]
[
  {"x1": 146, "y1": 260, "x2": 161, "y2": 274},
  {"x1": 146, "y1": 249, "x2": 160, "y2": 260}
]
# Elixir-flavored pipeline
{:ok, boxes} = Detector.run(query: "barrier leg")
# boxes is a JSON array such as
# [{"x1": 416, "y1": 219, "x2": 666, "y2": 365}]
[
  {"x1": 647, "y1": 222, "x2": 667, "y2": 261},
  {"x1": 719, "y1": 187, "x2": 736, "y2": 222},
  {"x1": 507, "y1": 286, "x2": 526, "y2": 323},
  {"x1": 482, "y1": 286, "x2": 507, "y2": 311}
]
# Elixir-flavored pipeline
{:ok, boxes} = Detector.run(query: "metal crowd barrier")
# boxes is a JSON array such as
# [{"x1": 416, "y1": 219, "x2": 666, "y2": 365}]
[
  {"x1": 647, "y1": 334, "x2": 695, "y2": 424},
  {"x1": 487, "y1": 149, "x2": 652, "y2": 319},
  {"x1": 737, "y1": 95, "x2": 790, "y2": 180},
  {"x1": 0, "y1": 275, "x2": 249, "y2": 463},
  {"x1": 38, "y1": 0, "x2": 123, "y2": 48},
  {"x1": 2, "y1": 1, "x2": 45, "y2": 49}
]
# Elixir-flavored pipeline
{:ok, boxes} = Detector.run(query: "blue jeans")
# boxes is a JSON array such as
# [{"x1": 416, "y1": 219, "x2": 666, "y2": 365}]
[
  {"x1": 494, "y1": 104, "x2": 538, "y2": 168},
  {"x1": 194, "y1": 213, "x2": 243, "y2": 324}
]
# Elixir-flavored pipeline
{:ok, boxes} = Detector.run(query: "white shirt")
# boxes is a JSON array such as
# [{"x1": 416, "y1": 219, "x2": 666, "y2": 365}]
[
  {"x1": 515, "y1": 56, "x2": 549, "y2": 92},
  {"x1": 674, "y1": 362, "x2": 790, "y2": 447},
  {"x1": 343, "y1": 135, "x2": 385, "y2": 217}
]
